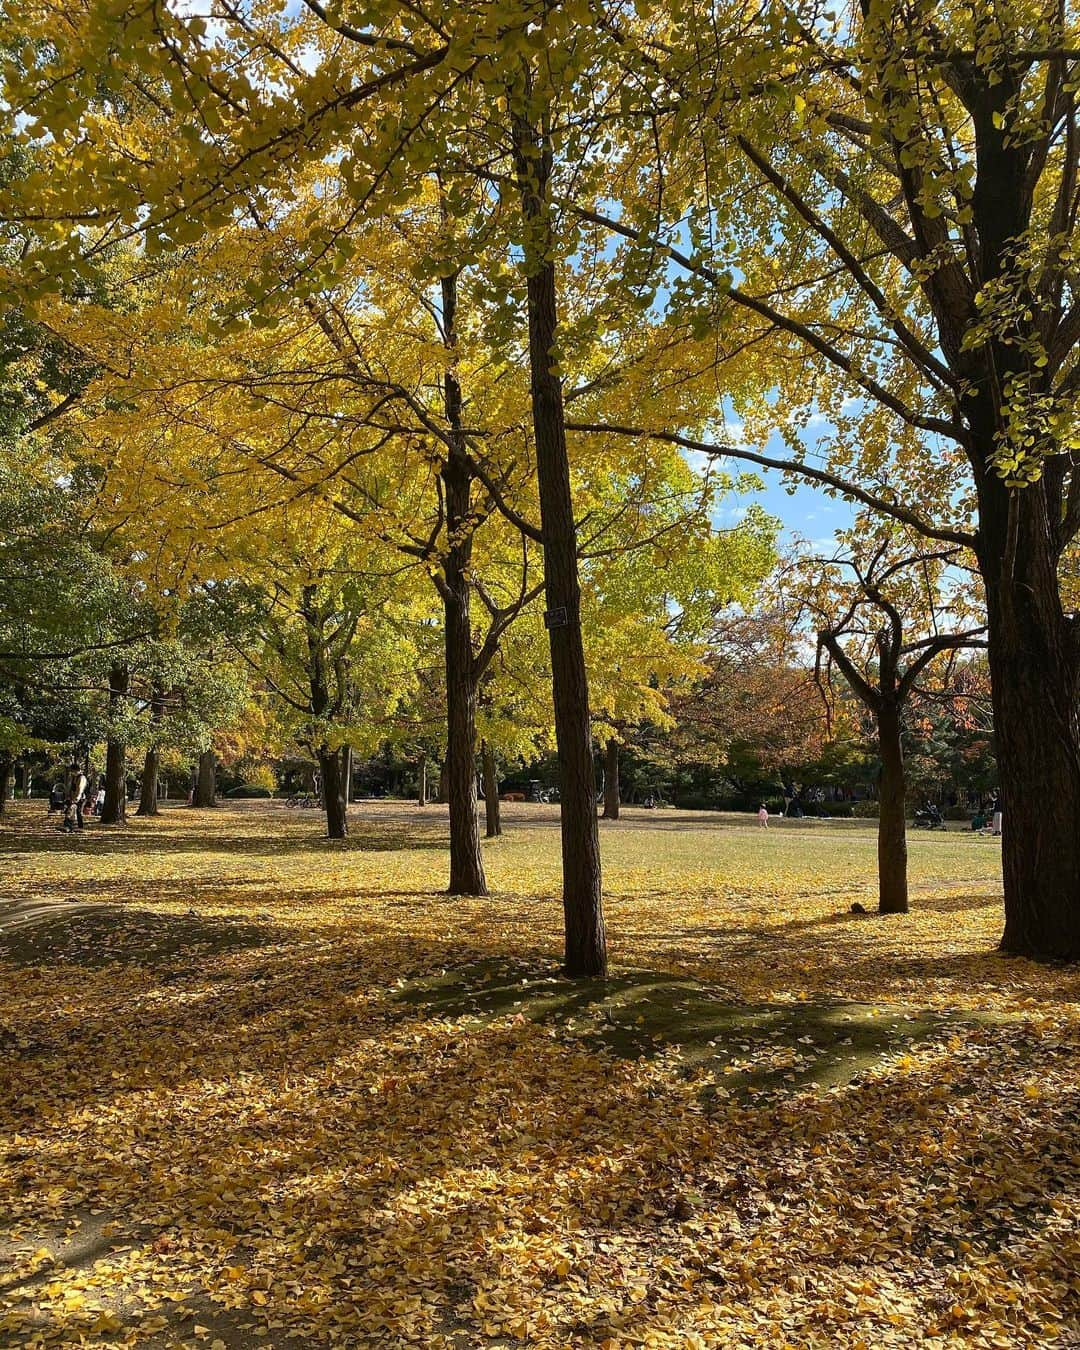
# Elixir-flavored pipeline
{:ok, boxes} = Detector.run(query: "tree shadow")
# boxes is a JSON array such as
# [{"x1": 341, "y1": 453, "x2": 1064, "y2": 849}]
[
  {"x1": 2, "y1": 934, "x2": 1076, "y2": 1348},
  {"x1": 0, "y1": 813, "x2": 447, "y2": 859},
  {"x1": 394, "y1": 957, "x2": 972, "y2": 1096},
  {"x1": 0, "y1": 902, "x2": 276, "y2": 969}
]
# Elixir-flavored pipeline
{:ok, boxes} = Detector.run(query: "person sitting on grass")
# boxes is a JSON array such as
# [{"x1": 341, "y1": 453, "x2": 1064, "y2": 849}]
[{"x1": 979, "y1": 795, "x2": 1003, "y2": 836}]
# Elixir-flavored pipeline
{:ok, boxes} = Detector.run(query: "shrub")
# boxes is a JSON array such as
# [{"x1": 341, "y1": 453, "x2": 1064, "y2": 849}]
[
  {"x1": 850, "y1": 800, "x2": 880, "y2": 819},
  {"x1": 716, "y1": 796, "x2": 786, "y2": 816},
  {"x1": 813, "y1": 802, "x2": 855, "y2": 818},
  {"x1": 241, "y1": 763, "x2": 278, "y2": 795},
  {"x1": 225, "y1": 784, "x2": 273, "y2": 799}
]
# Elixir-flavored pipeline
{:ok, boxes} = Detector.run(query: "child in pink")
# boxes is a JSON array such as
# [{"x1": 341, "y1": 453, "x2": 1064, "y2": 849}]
[{"x1": 758, "y1": 803, "x2": 769, "y2": 828}]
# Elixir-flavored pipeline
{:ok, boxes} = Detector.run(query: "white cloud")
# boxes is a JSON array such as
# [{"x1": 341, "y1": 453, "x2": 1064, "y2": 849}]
[{"x1": 681, "y1": 448, "x2": 711, "y2": 474}]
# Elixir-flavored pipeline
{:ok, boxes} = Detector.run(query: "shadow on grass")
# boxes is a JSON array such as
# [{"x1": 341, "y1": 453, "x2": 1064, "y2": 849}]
[
  {"x1": 0, "y1": 902, "x2": 276, "y2": 968},
  {"x1": 0, "y1": 826, "x2": 448, "y2": 858},
  {"x1": 2, "y1": 930, "x2": 1075, "y2": 1349},
  {"x1": 394, "y1": 957, "x2": 969, "y2": 1096},
  {"x1": 909, "y1": 891, "x2": 1002, "y2": 914}
]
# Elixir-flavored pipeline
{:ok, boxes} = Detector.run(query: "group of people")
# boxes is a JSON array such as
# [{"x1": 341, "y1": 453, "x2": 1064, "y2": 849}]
[
  {"x1": 972, "y1": 796, "x2": 1003, "y2": 836},
  {"x1": 755, "y1": 796, "x2": 1003, "y2": 834},
  {"x1": 48, "y1": 762, "x2": 106, "y2": 832}
]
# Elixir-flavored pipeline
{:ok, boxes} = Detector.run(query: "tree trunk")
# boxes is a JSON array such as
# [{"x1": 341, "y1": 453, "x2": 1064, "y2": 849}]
[
  {"x1": 443, "y1": 584, "x2": 485, "y2": 891},
  {"x1": 440, "y1": 272, "x2": 487, "y2": 896},
  {"x1": 319, "y1": 745, "x2": 349, "y2": 839},
  {"x1": 100, "y1": 665, "x2": 128, "y2": 825},
  {"x1": 876, "y1": 702, "x2": 908, "y2": 915},
  {"x1": 0, "y1": 752, "x2": 12, "y2": 817},
  {"x1": 137, "y1": 748, "x2": 160, "y2": 816},
  {"x1": 482, "y1": 739, "x2": 501, "y2": 838},
  {"x1": 192, "y1": 749, "x2": 216, "y2": 808},
  {"x1": 417, "y1": 752, "x2": 427, "y2": 806},
  {"x1": 436, "y1": 763, "x2": 448, "y2": 804},
  {"x1": 602, "y1": 739, "x2": 620, "y2": 820},
  {"x1": 979, "y1": 484, "x2": 1080, "y2": 960},
  {"x1": 137, "y1": 684, "x2": 165, "y2": 816},
  {"x1": 513, "y1": 106, "x2": 606, "y2": 978},
  {"x1": 18, "y1": 761, "x2": 31, "y2": 797}
]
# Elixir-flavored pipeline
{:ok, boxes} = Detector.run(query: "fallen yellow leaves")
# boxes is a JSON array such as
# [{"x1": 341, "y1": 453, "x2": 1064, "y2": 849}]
[{"x1": 0, "y1": 802, "x2": 1077, "y2": 1347}]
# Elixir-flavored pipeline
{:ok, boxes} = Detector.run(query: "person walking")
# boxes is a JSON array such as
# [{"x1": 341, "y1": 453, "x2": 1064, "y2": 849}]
[{"x1": 758, "y1": 802, "x2": 770, "y2": 829}]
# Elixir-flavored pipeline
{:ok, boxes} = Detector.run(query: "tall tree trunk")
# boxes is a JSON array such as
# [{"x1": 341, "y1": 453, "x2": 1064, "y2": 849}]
[
  {"x1": 319, "y1": 745, "x2": 349, "y2": 839},
  {"x1": 513, "y1": 105, "x2": 606, "y2": 977},
  {"x1": 963, "y1": 113, "x2": 1079, "y2": 958},
  {"x1": 138, "y1": 748, "x2": 160, "y2": 816},
  {"x1": 417, "y1": 752, "x2": 427, "y2": 806},
  {"x1": 0, "y1": 752, "x2": 12, "y2": 817},
  {"x1": 100, "y1": 664, "x2": 128, "y2": 825},
  {"x1": 192, "y1": 749, "x2": 216, "y2": 808},
  {"x1": 137, "y1": 684, "x2": 165, "y2": 817},
  {"x1": 18, "y1": 761, "x2": 30, "y2": 797},
  {"x1": 482, "y1": 739, "x2": 501, "y2": 838},
  {"x1": 602, "y1": 739, "x2": 620, "y2": 820},
  {"x1": 436, "y1": 763, "x2": 448, "y2": 804},
  {"x1": 440, "y1": 272, "x2": 487, "y2": 896},
  {"x1": 876, "y1": 701, "x2": 908, "y2": 915},
  {"x1": 979, "y1": 484, "x2": 1080, "y2": 960},
  {"x1": 343, "y1": 744, "x2": 352, "y2": 804},
  {"x1": 443, "y1": 580, "x2": 484, "y2": 890}
]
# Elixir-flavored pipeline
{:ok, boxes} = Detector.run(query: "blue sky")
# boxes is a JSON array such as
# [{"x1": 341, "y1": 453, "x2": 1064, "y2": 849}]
[
  {"x1": 729, "y1": 467, "x2": 854, "y2": 551},
  {"x1": 683, "y1": 422, "x2": 858, "y2": 552}
]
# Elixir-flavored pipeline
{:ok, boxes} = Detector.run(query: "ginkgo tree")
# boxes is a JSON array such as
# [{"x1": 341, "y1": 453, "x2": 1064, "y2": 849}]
[
  {"x1": 794, "y1": 522, "x2": 987, "y2": 914},
  {"x1": 555, "y1": 0, "x2": 1080, "y2": 959},
  {"x1": 0, "y1": 0, "x2": 639, "y2": 975}
]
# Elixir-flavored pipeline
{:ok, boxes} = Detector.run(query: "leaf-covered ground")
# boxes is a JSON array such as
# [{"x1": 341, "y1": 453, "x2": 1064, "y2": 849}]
[{"x1": 1, "y1": 802, "x2": 1077, "y2": 1348}]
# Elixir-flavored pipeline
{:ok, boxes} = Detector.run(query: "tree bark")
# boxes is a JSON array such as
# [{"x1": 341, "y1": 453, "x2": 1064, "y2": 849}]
[
  {"x1": 979, "y1": 482, "x2": 1080, "y2": 960},
  {"x1": 417, "y1": 752, "x2": 427, "y2": 806},
  {"x1": 439, "y1": 272, "x2": 487, "y2": 896},
  {"x1": 482, "y1": 739, "x2": 501, "y2": 838},
  {"x1": 876, "y1": 702, "x2": 908, "y2": 915},
  {"x1": 138, "y1": 748, "x2": 160, "y2": 816},
  {"x1": 137, "y1": 684, "x2": 165, "y2": 816},
  {"x1": 437, "y1": 268, "x2": 488, "y2": 891},
  {"x1": 513, "y1": 104, "x2": 606, "y2": 977},
  {"x1": 436, "y1": 762, "x2": 448, "y2": 804},
  {"x1": 0, "y1": 752, "x2": 12, "y2": 817},
  {"x1": 100, "y1": 664, "x2": 128, "y2": 825},
  {"x1": 443, "y1": 605, "x2": 485, "y2": 890},
  {"x1": 192, "y1": 749, "x2": 216, "y2": 808},
  {"x1": 602, "y1": 739, "x2": 620, "y2": 820},
  {"x1": 318, "y1": 745, "x2": 349, "y2": 839}
]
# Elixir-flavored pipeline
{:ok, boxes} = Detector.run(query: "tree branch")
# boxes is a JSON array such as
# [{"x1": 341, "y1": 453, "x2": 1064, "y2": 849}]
[{"x1": 566, "y1": 421, "x2": 976, "y2": 548}]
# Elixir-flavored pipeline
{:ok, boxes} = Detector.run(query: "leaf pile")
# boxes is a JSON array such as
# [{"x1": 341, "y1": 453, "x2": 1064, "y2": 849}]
[{"x1": 1, "y1": 803, "x2": 1077, "y2": 1347}]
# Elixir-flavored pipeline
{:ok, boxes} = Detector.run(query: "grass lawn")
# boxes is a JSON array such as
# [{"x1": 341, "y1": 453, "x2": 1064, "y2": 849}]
[{"x1": 1, "y1": 801, "x2": 1077, "y2": 1348}]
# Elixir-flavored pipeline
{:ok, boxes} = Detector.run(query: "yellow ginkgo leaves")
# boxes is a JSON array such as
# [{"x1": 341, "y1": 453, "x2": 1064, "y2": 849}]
[{"x1": 0, "y1": 801, "x2": 1077, "y2": 1348}]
